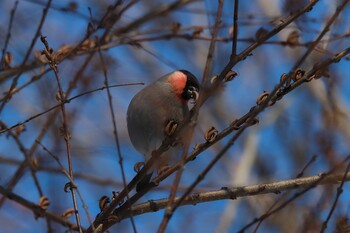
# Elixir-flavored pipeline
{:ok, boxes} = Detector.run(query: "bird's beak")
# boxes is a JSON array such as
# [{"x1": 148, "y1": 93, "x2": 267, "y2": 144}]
[{"x1": 193, "y1": 89, "x2": 199, "y2": 101}]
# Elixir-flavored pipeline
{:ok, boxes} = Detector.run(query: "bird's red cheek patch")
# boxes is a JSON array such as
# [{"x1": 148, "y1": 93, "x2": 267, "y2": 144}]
[{"x1": 168, "y1": 71, "x2": 188, "y2": 105}]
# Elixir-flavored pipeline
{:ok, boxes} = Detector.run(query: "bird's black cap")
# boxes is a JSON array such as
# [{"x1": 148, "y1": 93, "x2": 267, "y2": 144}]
[
  {"x1": 179, "y1": 70, "x2": 200, "y2": 100},
  {"x1": 179, "y1": 70, "x2": 200, "y2": 90}
]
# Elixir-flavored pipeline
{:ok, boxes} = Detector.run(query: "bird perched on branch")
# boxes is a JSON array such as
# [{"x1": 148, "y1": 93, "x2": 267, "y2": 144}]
[{"x1": 127, "y1": 70, "x2": 200, "y2": 192}]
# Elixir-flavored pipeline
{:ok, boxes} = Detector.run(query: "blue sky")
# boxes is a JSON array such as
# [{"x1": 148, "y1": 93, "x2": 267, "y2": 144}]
[{"x1": 1, "y1": 0, "x2": 350, "y2": 232}]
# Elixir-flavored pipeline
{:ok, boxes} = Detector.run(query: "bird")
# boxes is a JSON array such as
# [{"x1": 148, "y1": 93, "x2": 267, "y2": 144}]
[{"x1": 127, "y1": 70, "x2": 200, "y2": 192}]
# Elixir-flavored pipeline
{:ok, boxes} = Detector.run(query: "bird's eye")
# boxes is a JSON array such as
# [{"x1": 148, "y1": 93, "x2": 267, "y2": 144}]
[
  {"x1": 188, "y1": 86, "x2": 199, "y2": 100},
  {"x1": 182, "y1": 85, "x2": 199, "y2": 101}
]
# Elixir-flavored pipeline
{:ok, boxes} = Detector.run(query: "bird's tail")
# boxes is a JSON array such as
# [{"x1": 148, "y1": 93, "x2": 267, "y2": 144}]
[{"x1": 136, "y1": 172, "x2": 153, "y2": 192}]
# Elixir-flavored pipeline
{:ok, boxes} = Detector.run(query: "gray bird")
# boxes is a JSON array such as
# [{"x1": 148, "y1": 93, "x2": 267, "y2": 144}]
[{"x1": 127, "y1": 70, "x2": 200, "y2": 191}]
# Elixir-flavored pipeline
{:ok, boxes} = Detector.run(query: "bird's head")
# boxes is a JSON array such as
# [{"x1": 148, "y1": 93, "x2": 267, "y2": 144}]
[{"x1": 166, "y1": 70, "x2": 200, "y2": 105}]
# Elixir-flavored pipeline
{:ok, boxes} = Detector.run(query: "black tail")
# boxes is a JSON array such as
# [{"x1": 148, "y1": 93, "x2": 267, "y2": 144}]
[{"x1": 136, "y1": 172, "x2": 153, "y2": 192}]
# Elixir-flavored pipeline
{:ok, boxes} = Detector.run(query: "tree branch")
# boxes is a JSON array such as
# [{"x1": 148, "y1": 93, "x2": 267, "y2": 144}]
[{"x1": 114, "y1": 172, "x2": 350, "y2": 222}]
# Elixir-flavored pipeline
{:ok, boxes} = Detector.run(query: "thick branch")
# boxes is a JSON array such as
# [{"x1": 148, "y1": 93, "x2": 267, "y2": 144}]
[{"x1": 116, "y1": 172, "x2": 350, "y2": 221}]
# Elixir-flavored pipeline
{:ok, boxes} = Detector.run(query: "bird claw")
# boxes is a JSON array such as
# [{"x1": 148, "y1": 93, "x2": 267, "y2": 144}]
[
  {"x1": 157, "y1": 164, "x2": 170, "y2": 175},
  {"x1": 164, "y1": 119, "x2": 178, "y2": 136},
  {"x1": 134, "y1": 162, "x2": 145, "y2": 173}
]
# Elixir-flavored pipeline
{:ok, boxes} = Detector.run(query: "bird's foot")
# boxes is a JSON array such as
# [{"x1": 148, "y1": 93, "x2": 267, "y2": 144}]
[
  {"x1": 157, "y1": 164, "x2": 170, "y2": 175},
  {"x1": 134, "y1": 161, "x2": 145, "y2": 173},
  {"x1": 164, "y1": 119, "x2": 178, "y2": 136}
]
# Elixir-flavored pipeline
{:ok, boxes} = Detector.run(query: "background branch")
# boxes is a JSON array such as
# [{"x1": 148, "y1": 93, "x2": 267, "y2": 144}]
[{"x1": 1, "y1": 1, "x2": 350, "y2": 232}]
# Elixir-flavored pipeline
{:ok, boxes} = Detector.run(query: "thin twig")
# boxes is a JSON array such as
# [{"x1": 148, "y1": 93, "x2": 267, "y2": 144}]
[
  {"x1": 0, "y1": 82, "x2": 143, "y2": 135},
  {"x1": 40, "y1": 35, "x2": 83, "y2": 233},
  {"x1": 297, "y1": 155, "x2": 318, "y2": 178},
  {"x1": 172, "y1": 124, "x2": 247, "y2": 212},
  {"x1": 114, "y1": 0, "x2": 196, "y2": 34},
  {"x1": 0, "y1": 185, "x2": 79, "y2": 230},
  {"x1": 215, "y1": 0, "x2": 319, "y2": 86},
  {"x1": 291, "y1": 0, "x2": 350, "y2": 71},
  {"x1": 97, "y1": 34, "x2": 337, "y2": 54},
  {"x1": 97, "y1": 41, "x2": 137, "y2": 233},
  {"x1": 0, "y1": 0, "x2": 52, "y2": 113},
  {"x1": 137, "y1": 45, "x2": 180, "y2": 70},
  {"x1": 0, "y1": 1, "x2": 18, "y2": 69},
  {"x1": 252, "y1": 155, "x2": 318, "y2": 233},
  {"x1": 238, "y1": 156, "x2": 350, "y2": 233},
  {"x1": 0, "y1": 121, "x2": 51, "y2": 229},
  {"x1": 35, "y1": 140, "x2": 96, "y2": 232},
  {"x1": 320, "y1": 159, "x2": 350, "y2": 232},
  {"x1": 0, "y1": 68, "x2": 51, "y2": 102},
  {"x1": 157, "y1": 1, "x2": 225, "y2": 232},
  {"x1": 22, "y1": 0, "x2": 94, "y2": 23},
  {"x1": 0, "y1": 122, "x2": 44, "y2": 197},
  {"x1": 0, "y1": 109, "x2": 59, "y2": 208},
  {"x1": 231, "y1": 0, "x2": 239, "y2": 56},
  {"x1": 0, "y1": 157, "x2": 204, "y2": 191}
]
